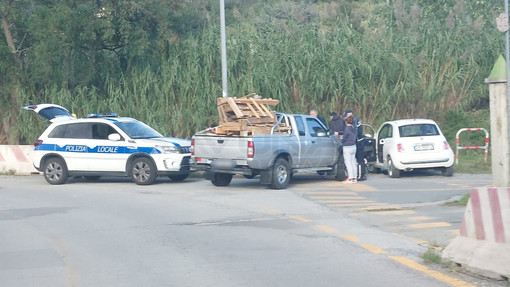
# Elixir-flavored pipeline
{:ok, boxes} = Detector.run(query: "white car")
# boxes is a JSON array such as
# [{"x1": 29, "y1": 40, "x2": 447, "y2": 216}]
[
  {"x1": 23, "y1": 104, "x2": 191, "y2": 185},
  {"x1": 370, "y1": 119, "x2": 454, "y2": 178}
]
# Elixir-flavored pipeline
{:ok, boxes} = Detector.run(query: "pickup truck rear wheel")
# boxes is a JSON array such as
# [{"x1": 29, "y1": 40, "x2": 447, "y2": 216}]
[
  {"x1": 211, "y1": 173, "x2": 233, "y2": 186},
  {"x1": 270, "y1": 158, "x2": 290, "y2": 189}
]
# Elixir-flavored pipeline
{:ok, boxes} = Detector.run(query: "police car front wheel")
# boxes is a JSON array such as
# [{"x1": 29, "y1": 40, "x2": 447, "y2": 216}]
[
  {"x1": 43, "y1": 157, "x2": 69, "y2": 185},
  {"x1": 130, "y1": 157, "x2": 157, "y2": 185}
]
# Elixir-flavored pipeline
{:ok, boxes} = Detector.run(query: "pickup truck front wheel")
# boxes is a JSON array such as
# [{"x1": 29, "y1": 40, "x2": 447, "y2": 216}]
[
  {"x1": 334, "y1": 156, "x2": 347, "y2": 181},
  {"x1": 211, "y1": 173, "x2": 233, "y2": 186},
  {"x1": 270, "y1": 158, "x2": 290, "y2": 189}
]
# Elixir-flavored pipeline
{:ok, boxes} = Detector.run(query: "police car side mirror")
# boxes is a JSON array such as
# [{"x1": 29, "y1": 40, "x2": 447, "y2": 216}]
[{"x1": 108, "y1": 133, "x2": 121, "y2": 141}]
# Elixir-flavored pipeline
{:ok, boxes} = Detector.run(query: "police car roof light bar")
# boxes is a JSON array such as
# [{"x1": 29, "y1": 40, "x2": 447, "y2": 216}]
[{"x1": 86, "y1": 113, "x2": 119, "y2": 118}]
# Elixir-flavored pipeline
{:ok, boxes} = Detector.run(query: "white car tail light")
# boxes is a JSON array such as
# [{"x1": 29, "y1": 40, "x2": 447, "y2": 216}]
[
  {"x1": 397, "y1": 143, "x2": 404, "y2": 152},
  {"x1": 191, "y1": 139, "x2": 195, "y2": 155},
  {"x1": 443, "y1": 141, "x2": 450, "y2": 150}
]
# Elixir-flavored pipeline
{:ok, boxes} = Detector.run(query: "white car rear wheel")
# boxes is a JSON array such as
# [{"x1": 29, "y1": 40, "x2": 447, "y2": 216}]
[{"x1": 388, "y1": 157, "x2": 400, "y2": 178}]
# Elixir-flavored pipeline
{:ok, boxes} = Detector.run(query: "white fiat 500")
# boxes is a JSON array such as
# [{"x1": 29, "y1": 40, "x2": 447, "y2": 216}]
[
  {"x1": 23, "y1": 104, "x2": 191, "y2": 185},
  {"x1": 371, "y1": 119, "x2": 454, "y2": 178}
]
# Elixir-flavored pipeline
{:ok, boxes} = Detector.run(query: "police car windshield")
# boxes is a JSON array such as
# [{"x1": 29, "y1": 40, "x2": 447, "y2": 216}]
[{"x1": 114, "y1": 121, "x2": 163, "y2": 139}]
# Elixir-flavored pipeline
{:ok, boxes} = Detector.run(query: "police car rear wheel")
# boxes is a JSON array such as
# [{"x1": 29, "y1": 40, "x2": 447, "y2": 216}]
[
  {"x1": 43, "y1": 157, "x2": 68, "y2": 185},
  {"x1": 131, "y1": 158, "x2": 157, "y2": 185}
]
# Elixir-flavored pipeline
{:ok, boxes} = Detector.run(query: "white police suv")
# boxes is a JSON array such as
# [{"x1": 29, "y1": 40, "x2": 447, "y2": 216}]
[{"x1": 23, "y1": 104, "x2": 191, "y2": 185}]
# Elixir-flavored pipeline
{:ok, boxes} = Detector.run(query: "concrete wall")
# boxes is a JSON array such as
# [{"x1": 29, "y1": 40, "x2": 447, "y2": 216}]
[{"x1": 0, "y1": 145, "x2": 39, "y2": 175}]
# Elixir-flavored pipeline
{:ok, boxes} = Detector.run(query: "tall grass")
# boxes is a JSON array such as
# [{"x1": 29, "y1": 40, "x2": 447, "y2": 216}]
[{"x1": 11, "y1": 1, "x2": 502, "y2": 143}]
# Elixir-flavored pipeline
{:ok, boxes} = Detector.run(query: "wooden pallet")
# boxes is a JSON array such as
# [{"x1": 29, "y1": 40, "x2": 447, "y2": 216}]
[{"x1": 215, "y1": 94, "x2": 280, "y2": 135}]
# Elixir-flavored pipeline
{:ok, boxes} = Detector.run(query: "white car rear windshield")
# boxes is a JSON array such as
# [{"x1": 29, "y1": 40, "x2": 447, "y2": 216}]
[{"x1": 399, "y1": 124, "x2": 439, "y2": 137}]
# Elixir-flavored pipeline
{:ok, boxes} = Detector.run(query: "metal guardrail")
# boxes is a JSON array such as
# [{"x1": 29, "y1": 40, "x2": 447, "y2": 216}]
[{"x1": 455, "y1": 128, "x2": 489, "y2": 165}]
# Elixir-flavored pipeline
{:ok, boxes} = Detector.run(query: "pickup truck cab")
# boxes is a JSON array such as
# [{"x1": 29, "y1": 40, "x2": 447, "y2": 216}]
[{"x1": 191, "y1": 113, "x2": 346, "y2": 189}]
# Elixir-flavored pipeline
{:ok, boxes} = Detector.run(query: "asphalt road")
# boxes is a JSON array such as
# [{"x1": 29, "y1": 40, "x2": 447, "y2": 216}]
[{"x1": 0, "y1": 171, "x2": 503, "y2": 287}]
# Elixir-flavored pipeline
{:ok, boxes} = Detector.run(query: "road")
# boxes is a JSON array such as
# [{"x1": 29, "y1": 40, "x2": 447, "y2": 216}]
[{"x1": 0, "y1": 172, "x2": 502, "y2": 287}]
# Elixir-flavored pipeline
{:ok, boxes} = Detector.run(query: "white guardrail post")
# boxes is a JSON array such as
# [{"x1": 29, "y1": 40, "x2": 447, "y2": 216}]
[{"x1": 455, "y1": 128, "x2": 489, "y2": 165}]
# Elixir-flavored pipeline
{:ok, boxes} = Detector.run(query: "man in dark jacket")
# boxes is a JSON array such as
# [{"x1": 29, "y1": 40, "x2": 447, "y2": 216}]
[
  {"x1": 310, "y1": 109, "x2": 327, "y2": 128},
  {"x1": 329, "y1": 112, "x2": 345, "y2": 136}
]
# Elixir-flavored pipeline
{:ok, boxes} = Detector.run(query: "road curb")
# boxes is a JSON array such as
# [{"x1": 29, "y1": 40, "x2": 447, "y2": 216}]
[{"x1": 442, "y1": 187, "x2": 510, "y2": 280}]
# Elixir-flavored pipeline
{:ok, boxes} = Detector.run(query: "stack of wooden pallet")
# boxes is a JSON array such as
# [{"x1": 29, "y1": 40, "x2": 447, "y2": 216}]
[{"x1": 215, "y1": 93, "x2": 280, "y2": 136}]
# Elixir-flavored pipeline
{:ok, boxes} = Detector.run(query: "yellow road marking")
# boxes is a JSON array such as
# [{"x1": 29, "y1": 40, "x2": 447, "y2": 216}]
[
  {"x1": 328, "y1": 202, "x2": 388, "y2": 207},
  {"x1": 342, "y1": 183, "x2": 377, "y2": 192},
  {"x1": 389, "y1": 256, "x2": 476, "y2": 287},
  {"x1": 319, "y1": 200, "x2": 371, "y2": 204},
  {"x1": 370, "y1": 210, "x2": 415, "y2": 215},
  {"x1": 340, "y1": 234, "x2": 359, "y2": 242},
  {"x1": 408, "y1": 216, "x2": 433, "y2": 221},
  {"x1": 304, "y1": 191, "x2": 357, "y2": 195},
  {"x1": 316, "y1": 225, "x2": 336, "y2": 233},
  {"x1": 291, "y1": 215, "x2": 313, "y2": 223},
  {"x1": 259, "y1": 206, "x2": 281, "y2": 213},
  {"x1": 412, "y1": 238, "x2": 428, "y2": 244},
  {"x1": 408, "y1": 222, "x2": 451, "y2": 228},
  {"x1": 358, "y1": 205, "x2": 402, "y2": 211},
  {"x1": 361, "y1": 244, "x2": 387, "y2": 254},
  {"x1": 317, "y1": 197, "x2": 367, "y2": 201},
  {"x1": 309, "y1": 196, "x2": 359, "y2": 200}
]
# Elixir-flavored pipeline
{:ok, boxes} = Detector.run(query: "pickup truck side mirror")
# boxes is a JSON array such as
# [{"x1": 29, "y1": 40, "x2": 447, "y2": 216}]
[{"x1": 317, "y1": 132, "x2": 327, "y2": 137}]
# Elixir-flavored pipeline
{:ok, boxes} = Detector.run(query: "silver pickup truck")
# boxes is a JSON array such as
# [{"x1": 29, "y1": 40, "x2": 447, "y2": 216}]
[{"x1": 191, "y1": 113, "x2": 346, "y2": 189}]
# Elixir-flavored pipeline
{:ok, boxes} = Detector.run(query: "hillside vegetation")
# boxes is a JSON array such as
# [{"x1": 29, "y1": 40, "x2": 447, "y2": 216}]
[{"x1": 0, "y1": 0, "x2": 503, "y2": 143}]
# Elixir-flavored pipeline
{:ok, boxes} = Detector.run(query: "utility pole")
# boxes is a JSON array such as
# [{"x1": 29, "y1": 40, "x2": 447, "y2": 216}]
[
  {"x1": 494, "y1": 3, "x2": 510, "y2": 185},
  {"x1": 220, "y1": 0, "x2": 228, "y2": 98}
]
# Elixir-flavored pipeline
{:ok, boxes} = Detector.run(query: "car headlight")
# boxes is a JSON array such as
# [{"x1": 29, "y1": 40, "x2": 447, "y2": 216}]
[{"x1": 155, "y1": 145, "x2": 179, "y2": 153}]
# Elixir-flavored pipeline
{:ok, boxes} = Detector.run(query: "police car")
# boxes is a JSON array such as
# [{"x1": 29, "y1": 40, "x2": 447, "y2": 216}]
[{"x1": 22, "y1": 104, "x2": 191, "y2": 185}]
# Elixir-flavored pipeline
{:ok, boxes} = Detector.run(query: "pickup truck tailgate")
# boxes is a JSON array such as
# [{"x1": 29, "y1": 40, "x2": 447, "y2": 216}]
[{"x1": 193, "y1": 135, "x2": 250, "y2": 160}]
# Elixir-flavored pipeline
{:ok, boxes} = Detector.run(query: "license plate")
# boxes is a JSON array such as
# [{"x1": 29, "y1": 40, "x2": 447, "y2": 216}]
[
  {"x1": 211, "y1": 159, "x2": 236, "y2": 169},
  {"x1": 414, "y1": 144, "x2": 434, "y2": 151}
]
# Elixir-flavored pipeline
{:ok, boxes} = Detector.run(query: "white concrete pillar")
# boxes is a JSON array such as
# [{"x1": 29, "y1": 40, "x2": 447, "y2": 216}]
[{"x1": 486, "y1": 55, "x2": 510, "y2": 186}]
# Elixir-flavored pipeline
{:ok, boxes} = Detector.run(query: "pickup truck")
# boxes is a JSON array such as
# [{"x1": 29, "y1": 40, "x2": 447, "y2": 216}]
[{"x1": 191, "y1": 113, "x2": 347, "y2": 189}]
